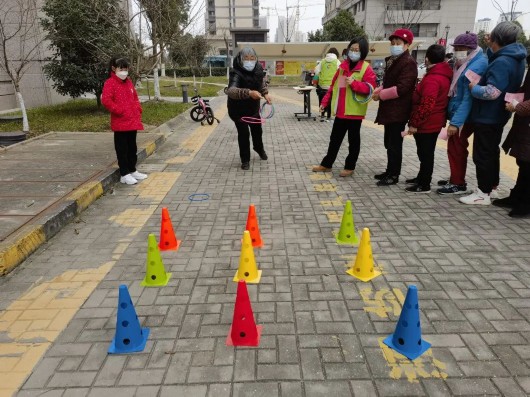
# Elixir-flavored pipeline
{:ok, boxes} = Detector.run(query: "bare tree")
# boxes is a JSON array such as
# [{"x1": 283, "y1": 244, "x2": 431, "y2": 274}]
[
  {"x1": 0, "y1": 0, "x2": 45, "y2": 132},
  {"x1": 491, "y1": 0, "x2": 519, "y2": 22}
]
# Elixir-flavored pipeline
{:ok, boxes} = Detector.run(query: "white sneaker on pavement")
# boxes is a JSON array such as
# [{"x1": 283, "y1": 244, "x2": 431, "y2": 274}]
[
  {"x1": 131, "y1": 171, "x2": 148, "y2": 180},
  {"x1": 120, "y1": 174, "x2": 138, "y2": 185},
  {"x1": 459, "y1": 188, "x2": 491, "y2": 205},
  {"x1": 490, "y1": 188, "x2": 499, "y2": 199}
]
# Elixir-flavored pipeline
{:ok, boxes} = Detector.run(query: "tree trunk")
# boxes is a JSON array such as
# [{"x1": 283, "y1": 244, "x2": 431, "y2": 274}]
[
  {"x1": 153, "y1": 66, "x2": 161, "y2": 101},
  {"x1": 160, "y1": 45, "x2": 166, "y2": 77},
  {"x1": 15, "y1": 88, "x2": 29, "y2": 133},
  {"x1": 96, "y1": 93, "x2": 102, "y2": 108}
]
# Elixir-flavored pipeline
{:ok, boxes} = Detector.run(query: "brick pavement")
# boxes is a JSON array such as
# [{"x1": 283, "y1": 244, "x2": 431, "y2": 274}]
[{"x1": 1, "y1": 88, "x2": 529, "y2": 396}]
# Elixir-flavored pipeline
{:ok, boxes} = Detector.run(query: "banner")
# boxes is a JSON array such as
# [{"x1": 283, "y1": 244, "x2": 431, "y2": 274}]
[
  {"x1": 284, "y1": 61, "x2": 301, "y2": 75},
  {"x1": 275, "y1": 61, "x2": 284, "y2": 75}
]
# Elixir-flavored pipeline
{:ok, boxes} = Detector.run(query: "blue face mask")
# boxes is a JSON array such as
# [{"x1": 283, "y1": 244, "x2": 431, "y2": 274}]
[
  {"x1": 243, "y1": 60, "x2": 256, "y2": 71},
  {"x1": 348, "y1": 51, "x2": 361, "y2": 62},
  {"x1": 390, "y1": 45, "x2": 404, "y2": 56}
]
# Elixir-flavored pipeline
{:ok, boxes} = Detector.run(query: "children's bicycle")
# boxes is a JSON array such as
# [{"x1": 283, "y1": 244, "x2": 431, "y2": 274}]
[{"x1": 189, "y1": 88, "x2": 220, "y2": 125}]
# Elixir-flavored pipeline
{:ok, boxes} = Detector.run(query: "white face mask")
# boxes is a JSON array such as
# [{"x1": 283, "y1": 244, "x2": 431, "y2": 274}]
[
  {"x1": 116, "y1": 70, "x2": 128, "y2": 80},
  {"x1": 454, "y1": 51, "x2": 468, "y2": 62},
  {"x1": 390, "y1": 45, "x2": 404, "y2": 56},
  {"x1": 243, "y1": 60, "x2": 256, "y2": 71},
  {"x1": 348, "y1": 51, "x2": 361, "y2": 62}
]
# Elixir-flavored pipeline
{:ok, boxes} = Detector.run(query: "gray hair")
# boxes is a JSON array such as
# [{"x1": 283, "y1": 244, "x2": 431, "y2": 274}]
[
  {"x1": 490, "y1": 21, "x2": 521, "y2": 47},
  {"x1": 238, "y1": 47, "x2": 258, "y2": 59}
]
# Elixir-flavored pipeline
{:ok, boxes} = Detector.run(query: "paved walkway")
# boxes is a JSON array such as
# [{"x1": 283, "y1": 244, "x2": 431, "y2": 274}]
[{"x1": 1, "y1": 88, "x2": 530, "y2": 396}]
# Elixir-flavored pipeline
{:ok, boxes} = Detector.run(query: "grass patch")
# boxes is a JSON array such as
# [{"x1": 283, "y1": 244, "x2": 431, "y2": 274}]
[
  {"x1": 137, "y1": 79, "x2": 225, "y2": 97},
  {"x1": 0, "y1": 99, "x2": 191, "y2": 138}
]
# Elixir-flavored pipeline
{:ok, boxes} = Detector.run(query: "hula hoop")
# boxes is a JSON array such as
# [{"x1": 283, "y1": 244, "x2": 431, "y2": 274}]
[
  {"x1": 188, "y1": 193, "x2": 210, "y2": 202},
  {"x1": 352, "y1": 82, "x2": 374, "y2": 104},
  {"x1": 240, "y1": 102, "x2": 275, "y2": 124}
]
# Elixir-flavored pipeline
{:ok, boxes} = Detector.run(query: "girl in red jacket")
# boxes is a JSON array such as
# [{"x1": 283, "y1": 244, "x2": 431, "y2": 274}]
[
  {"x1": 101, "y1": 57, "x2": 147, "y2": 185},
  {"x1": 405, "y1": 45, "x2": 453, "y2": 193}
]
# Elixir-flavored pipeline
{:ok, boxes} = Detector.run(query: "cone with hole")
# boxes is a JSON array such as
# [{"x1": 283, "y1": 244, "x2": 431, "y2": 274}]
[
  {"x1": 233, "y1": 230, "x2": 261, "y2": 283},
  {"x1": 159, "y1": 207, "x2": 180, "y2": 251},
  {"x1": 245, "y1": 204, "x2": 263, "y2": 248},
  {"x1": 141, "y1": 234, "x2": 172, "y2": 287},
  {"x1": 346, "y1": 228, "x2": 381, "y2": 282},
  {"x1": 108, "y1": 284, "x2": 150, "y2": 354},
  {"x1": 335, "y1": 200, "x2": 359, "y2": 245},
  {"x1": 226, "y1": 280, "x2": 262, "y2": 346},
  {"x1": 383, "y1": 285, "x2": 431, "y2": 360}
]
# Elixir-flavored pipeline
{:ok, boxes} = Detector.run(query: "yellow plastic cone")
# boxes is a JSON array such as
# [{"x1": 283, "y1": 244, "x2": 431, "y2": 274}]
[
  {"x1": 335, "y1": 200, "x2": 359, "y2": 245},
  {"x1": 141, "y1": 234, "x2": 172, "y2": 287},
  {"x1": 346, "y1": 228, "x2": 381, "y2": 282},
  {"x1": 233, "y1": 230, "x2": 262, "y2": 283}
]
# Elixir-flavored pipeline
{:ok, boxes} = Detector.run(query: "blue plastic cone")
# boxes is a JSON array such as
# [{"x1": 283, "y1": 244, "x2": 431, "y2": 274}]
[
  {"x1": 108, "y1": 285, "x2": 150, "y2": 354},
  {"x1": 383, "y1": 285, "x2": 431, "y2": 360}
]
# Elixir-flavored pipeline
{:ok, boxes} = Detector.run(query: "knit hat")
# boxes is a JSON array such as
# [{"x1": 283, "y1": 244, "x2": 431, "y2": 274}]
[
  {"x1": 451, "y1": 32, "x2": 478, "y2": 49},
  {"x1": 389, "y1": 29, "x2": 414, "y2": 45}
]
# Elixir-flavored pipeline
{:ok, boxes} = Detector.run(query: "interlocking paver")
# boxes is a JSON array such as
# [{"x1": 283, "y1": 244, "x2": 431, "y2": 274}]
[{"x1": 0, "y1": 89, "x2": 527, "y2": 396}]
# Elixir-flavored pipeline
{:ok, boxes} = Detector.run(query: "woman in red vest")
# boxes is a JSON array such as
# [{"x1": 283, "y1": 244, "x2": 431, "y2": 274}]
[{"x1": 311, "y1": 37, "x2": 376, "y2": 177}]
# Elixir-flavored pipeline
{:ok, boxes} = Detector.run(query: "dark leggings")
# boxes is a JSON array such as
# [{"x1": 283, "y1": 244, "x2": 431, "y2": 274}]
[
  {"x1": 235, "y1": 121, "x2": 264, "y2": 163},
  {"x1": 320, "y1": 118, "x2": 362, "y2": 170},
  {"x1": 114, "y1": 131, "x2": 137, "y2": 176}
]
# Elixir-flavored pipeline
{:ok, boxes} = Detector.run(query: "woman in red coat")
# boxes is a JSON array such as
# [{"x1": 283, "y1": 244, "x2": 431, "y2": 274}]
[
  {"x1": 101, "y1": 57, "x2": 147, "y2": 185},
  {"x1": 405, "y1": 44, "x2": 453, "y2": 193}
]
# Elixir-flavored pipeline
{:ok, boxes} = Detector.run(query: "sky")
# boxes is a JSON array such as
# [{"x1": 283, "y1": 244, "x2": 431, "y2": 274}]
[{"x1": 258, "y1": 0, "x2": 530, "y2": 37}]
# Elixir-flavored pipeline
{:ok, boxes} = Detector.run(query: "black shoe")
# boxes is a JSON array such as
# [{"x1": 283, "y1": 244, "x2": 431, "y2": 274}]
[
  {"x1": 241, "y1": 162, "x2": 250, "y2": 170},
  {"x1": 374, "y1": 172, "x2": 388, "y2": 180},
  {"x1": 437, "y1": 183, "x2": 468, "y2": 195},
  {"x1": 376, "y1": 175, "x2": 399, "y2": 186},
  {"x1": 508, "y1": 207, "x2": 530, "y2": 218},
  {"x1": 405, "y1": 184, "x2": 431, "y2": 193},
  {"x1": 254, "y1": 148, "x2": 268, "y2": 160},
  {"x1": 405, "y1": 177, "x2": 418, "y2": 184},
  {"x1": 437, "y1": 179, "x2": 449, "y2": 186},
  {"x1": 492, "y1": 196, "x2": 515, "y2": 208}
]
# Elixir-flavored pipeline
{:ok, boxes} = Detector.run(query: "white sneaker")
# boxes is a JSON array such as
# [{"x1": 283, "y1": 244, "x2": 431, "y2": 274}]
[
  {"x1": 459, "y1": 188, "x2": 491, "y2": 205},
  {"x1": 120, "y1": 174, "x2": 138, "y2": 185},
  {"x1": 131, "y1": 171, "x2": 148, "y2": 180},
  {"x1": 490, "y1": 188, "x2": 499, "y2": 199}
]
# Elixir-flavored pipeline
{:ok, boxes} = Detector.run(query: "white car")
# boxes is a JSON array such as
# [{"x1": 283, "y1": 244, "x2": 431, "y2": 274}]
[{"x1": 417, "y1": 63, "x2": 427, "y2": 81}]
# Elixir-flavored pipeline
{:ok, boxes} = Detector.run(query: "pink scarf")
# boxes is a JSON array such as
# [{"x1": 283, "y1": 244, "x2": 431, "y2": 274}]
[{"x1": 448, "y1": 47, "x2": 482, "y2": 97}]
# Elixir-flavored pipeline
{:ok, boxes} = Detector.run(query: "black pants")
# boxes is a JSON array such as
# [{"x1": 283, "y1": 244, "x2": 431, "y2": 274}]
[
  {"x1": 384, "y1": 122, "x2": 406, "y2": 176},
  {"x1": 472, "y1": 123, "x2": 503, "y2": 194},
  {"x1": 317, "y1": 87, "x2": 331, "y2": 118},
  {"x1": 413, "y1": 132, "x2": 438, "y2": 187},
  {"x1": 235, "y1": 121, "x2": 264, "y2": 163},
  {"x1": 114, "y1": 131, "x2": 137, "y2": 176},
  {"x1": 321, "y1": 118, "x2": 362, "y2": 170},
  {"x1": 511, "y1": 159, "x2": 530, "y2": 211}
]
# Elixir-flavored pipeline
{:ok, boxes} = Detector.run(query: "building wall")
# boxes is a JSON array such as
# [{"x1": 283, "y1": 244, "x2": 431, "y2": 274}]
[{"x1": 474, "y1": 18, "x2": 492, "y2": 33}]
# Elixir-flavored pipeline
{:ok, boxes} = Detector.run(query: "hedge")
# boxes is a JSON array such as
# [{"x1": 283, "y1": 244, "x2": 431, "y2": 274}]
[{"x1": 160, "y1": 67, "x2": 227, "y2": 77}]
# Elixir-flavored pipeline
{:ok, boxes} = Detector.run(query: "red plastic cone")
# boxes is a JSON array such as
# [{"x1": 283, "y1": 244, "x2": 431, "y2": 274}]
[
  {"x1": 226, "y1": 280, "x2": 262, "y2": 347},
  {"x1": 159, "y1": 208, "x2": 180, "y2": 251},
  {"x1": 245, "y1": 205, "x2": 263, "y2": 248}
]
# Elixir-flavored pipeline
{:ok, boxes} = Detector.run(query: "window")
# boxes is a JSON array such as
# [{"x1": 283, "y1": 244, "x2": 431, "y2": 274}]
[
  {"x1": 408, "y1": 24, "x2": 420, "y2": 36},
  {"x1": 361, "y1": 0, "x2": 365, "y2": 11}
]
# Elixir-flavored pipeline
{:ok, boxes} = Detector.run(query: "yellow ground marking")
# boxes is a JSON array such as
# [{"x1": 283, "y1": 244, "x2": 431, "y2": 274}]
[
  {"x1": 323, "y1": 210, "x2": 342, "y2": 223},
  {"x1": 0, "y1": 226, "x2": 46, "y2": 276},
  {"x1": 133, "y1": 172, "x2": 181, "y2": 201},
  {"x1": 313, "y1": 183, "x2": 337, "y2": 192},
  {"x1": 309, "y1": 173, "x2": 332, "y2": 181},
  {"x1": 167, "y1": 107, "x2": 228, "y2": 164},
  {"x1": 359, "y1": 287, "x2": 448, "y2": 383},
  {"x1": 320, "y1": 197, "x2": 344, "y2": 207},
  {"x1": 0, "y1": 262, "x2": 113, "y2": 397}
]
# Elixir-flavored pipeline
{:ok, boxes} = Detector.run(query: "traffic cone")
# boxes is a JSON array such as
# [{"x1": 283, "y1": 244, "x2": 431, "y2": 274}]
[
  {"x1": 226, "y1": 280, "x2": 262, "y2": 346},
  {"x1": 233, "y1": 230, "x2": 262, "y2": 283},
  {"x1": 346, "y1": 228, "x2": 381, "y2": 282},
  {"x1": 108, "y1": 285, "x2": 150, "y2": 354},
  {"x1": 141, "y1": 234, "x2": 172, "y2": 287},
  {"x1": 383, "y1": 285, "x2": 431, "y2": 360},
  {"x1": 335, "y1": 200, "x2": 359, "y2": 245},
  {"x1": 245, "y1": 205, "x2": 263, "y2": 248},
  {"x1": 159, "y1": 208, "x2": 180, "y2": 251}
]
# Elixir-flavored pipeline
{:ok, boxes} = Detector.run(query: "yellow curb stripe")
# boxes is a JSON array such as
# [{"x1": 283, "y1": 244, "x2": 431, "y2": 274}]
[
  {"x1": 0, "y1": 225, "x2": 46, "y2": 276},
  {"x1": 66, "y1": 180, "x2": 104, "y2": 213}
]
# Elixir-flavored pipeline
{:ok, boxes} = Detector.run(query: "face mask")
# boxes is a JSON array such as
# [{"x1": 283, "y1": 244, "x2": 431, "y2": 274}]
[
  {"x1": 348, "y1": 51, "x2": 361, "y2": 62},
  {"x1": 390, "y1": 45, "x2": 404, "y2": 56},
  {"x1": 454, "y1": 51, "x2": 468, "y2": 62},
  {"x1": 116, "y1": 70, "x2": 128, "y2": 80},
  {"x1": 243, "y1": 60, "x2": 256, "y2": 71}
]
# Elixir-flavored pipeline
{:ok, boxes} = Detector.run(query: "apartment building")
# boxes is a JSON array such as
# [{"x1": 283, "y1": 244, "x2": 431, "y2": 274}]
[
  {"x1": 474, "y1": 17, "x2": 492, "y2": 33},
  {"x1": 322, "y1": 0, "x2": 478, "y2": 60}
]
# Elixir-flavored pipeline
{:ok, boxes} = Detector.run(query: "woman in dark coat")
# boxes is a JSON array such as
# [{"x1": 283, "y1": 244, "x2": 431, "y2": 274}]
[
  {"x1": 372, "y1": 28, "x2": 418, "y2": 186},
  {"x1": 495, "y1": 54, "x2": 530, "y2": 218},
  {"x1": 226, "y1": 47, "x2": 272, "y2": 170}
]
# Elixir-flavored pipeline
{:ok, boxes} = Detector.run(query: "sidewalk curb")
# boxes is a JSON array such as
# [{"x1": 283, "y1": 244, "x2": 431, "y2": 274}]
[{"x1": 0, "y1": 129, "x2": 168, "y2": 276}]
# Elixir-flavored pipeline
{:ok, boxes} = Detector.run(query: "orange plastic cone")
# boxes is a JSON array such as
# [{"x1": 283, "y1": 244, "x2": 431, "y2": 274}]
[
  {"x1": 226, "y1": 280, "x2": 262, "y2": 346},
  {"x1": 159, "y1": 207, "x2": 180, "y2": 251},
  {"x1": 233, "y1": 231, "x2": 262, "y2": 283},
  {"x1": 245, "y1": 205, "x2": 263, "y2": 248},
  {"x1": 346, "y1": 228, "x2": 381, "y2": 282}
]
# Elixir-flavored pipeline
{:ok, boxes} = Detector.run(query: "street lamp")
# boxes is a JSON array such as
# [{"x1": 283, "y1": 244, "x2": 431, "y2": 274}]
[{"x1": 444, "y1": 25, "x2": 450, "y2": 48}]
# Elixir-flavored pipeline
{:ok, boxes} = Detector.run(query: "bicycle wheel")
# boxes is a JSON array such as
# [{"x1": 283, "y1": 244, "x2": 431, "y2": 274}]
[
  {"x1": 190, "y1": 106, "x2": 205, "y2": 121},
  {"x1": 206, "y1": 108, "x2": 215, "y2": 125}
]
